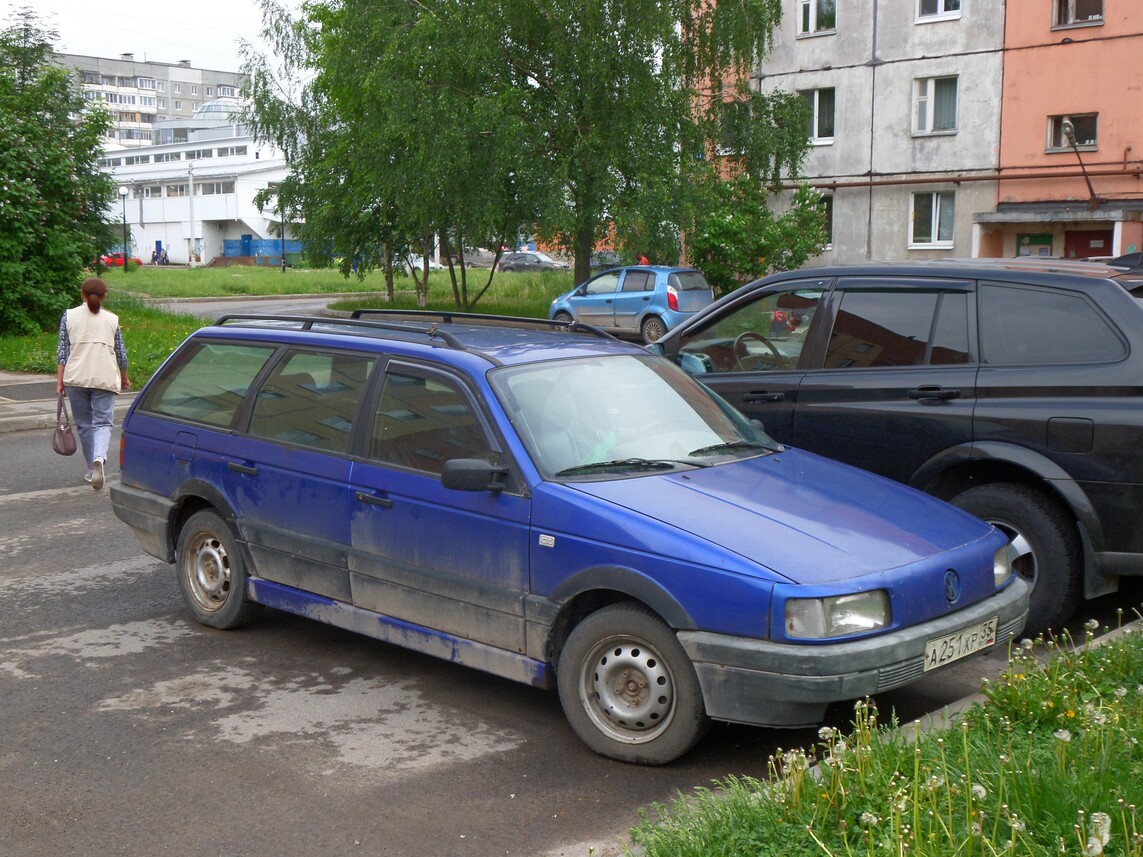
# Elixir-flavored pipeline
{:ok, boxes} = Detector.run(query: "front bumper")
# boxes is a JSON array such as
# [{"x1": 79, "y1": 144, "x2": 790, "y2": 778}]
[{"x1": 678, "y1": 577, "x2": 1030, "y2": 727}]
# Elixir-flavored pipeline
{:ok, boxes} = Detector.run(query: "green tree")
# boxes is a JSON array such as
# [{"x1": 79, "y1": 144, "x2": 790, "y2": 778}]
[
  {"x1": 689, "y1": 178, "x2": 828, "y2": 294},
  {"x1": 243, "y1": 0, "x2": 817, "y2": 300},
  {"x1": 0, "y1": 7, "x2": 114, "y2": 335}
]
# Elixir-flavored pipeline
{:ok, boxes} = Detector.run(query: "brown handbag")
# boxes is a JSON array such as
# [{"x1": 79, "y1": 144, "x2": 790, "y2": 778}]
[{"x1": 53, "y1": 392, "x2": 78, "y2": 456}]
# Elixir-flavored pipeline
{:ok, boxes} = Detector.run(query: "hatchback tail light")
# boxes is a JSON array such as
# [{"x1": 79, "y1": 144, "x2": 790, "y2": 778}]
[{"x1": 667, "y1": 285, "x2": 679, "y2": 311}]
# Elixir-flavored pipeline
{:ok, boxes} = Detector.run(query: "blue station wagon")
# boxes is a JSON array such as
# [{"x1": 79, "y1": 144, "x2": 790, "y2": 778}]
[
  {"x1": 549, "y1": 265, "x2": 714, "y2": 343},
  {"x1": 110, "y1": 312, "x2": 1028, "y2": 764}
]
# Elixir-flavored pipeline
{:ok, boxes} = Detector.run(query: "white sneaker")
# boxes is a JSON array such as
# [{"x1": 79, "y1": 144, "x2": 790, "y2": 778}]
[
  {"x1": 92, "y1": 458, "x2": 105, "y2": 491},
  {"x1": 84, "y1": 472, "x2": 93, "y2": 484}
]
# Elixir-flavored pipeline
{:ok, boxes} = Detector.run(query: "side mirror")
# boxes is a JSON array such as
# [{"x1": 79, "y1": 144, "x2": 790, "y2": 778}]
[{"x1": 441, "y1": 458, "x2": 508, "y2": 492}]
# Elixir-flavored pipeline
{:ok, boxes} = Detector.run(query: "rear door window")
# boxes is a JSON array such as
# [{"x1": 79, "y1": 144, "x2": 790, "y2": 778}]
[
  {"x1": 621, "y1": 271, "x2": 654, "y2": 292},
  {"x1": 248, "y1": 350, "x2": 376, "y2": 453},
  {"x1": 826, "y1": 289, "x2": 971, "y2": 368},
  {"x1": 140, "y1": 341, "x2": 274, "y2": 427},
  {"x1": 979, "y1": 283, "x2": 1125, "y2": 364}
]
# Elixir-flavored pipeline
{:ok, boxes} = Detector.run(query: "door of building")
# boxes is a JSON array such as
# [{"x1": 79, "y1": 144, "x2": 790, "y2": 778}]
[{"x1": 1063, "y1": 229, "x2": 1112, "y2": 259}]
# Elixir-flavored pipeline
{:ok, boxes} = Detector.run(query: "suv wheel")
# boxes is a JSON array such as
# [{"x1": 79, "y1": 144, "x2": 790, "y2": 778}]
[
  {"x1": 640, "y1": 316, "x2": 667, "y2": 344},
  {"x1": 557, "y1": 603, "x2": 708, "y2": 765},
  {"x1": 176, "y1": 510, "x2": 264, "y2": 630},
  {"x1": 951, "y1": 483, "x2": 1081, "y2": 637}
]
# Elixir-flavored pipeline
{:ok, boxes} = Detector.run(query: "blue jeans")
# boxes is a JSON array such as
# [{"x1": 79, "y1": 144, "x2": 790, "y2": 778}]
[{"x1": 67, "y1": 387, "x2": 116, "y2": 468}]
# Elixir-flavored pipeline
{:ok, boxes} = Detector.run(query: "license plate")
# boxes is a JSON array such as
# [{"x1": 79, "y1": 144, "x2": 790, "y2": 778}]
[{"x1": 924, "y1": 617, "x2": 998, "y2": 671}]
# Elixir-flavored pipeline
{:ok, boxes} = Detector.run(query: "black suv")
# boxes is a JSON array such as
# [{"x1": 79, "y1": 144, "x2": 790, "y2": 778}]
[{"x1": 657, "y1": 259, "x2": 1143, "y2": 636}]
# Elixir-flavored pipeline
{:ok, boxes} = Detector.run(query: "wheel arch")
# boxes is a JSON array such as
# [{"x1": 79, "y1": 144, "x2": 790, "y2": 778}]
[
  {"x1": 544, "y1": 567, "x2": 697, "y2": 666},
  {"x1": 169, "y1": 480, "x2": 241, "y2": 556},
  {"x1": 917, "y1": 442, "x2": 1103, "y2": 549}
]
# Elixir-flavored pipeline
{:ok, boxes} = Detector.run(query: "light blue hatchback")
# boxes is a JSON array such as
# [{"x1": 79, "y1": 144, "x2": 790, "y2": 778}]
[{"x1": 549, "y1": 266, "x2": 714, "y2": 343}]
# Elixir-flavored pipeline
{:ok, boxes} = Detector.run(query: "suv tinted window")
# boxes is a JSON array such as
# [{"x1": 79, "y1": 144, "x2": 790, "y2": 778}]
[
  {"x1": 826, "y1": 290, "x2": 970, "y2": 368},
  {"x1": 248, "y1": 350, "x2": 375, "y2": 452},
  {"x1": 679, "y1": 286, "x2": 821, "y2": 372},
  {"x1": 141, "y1": 342, "x2": 274, "y2": 427},
  {"x1": 979, "y1": 283, "x2": 1125, "y2": 365},
  {"x1": 369, "y1": 370, "x2": 490, "y2": 474}
]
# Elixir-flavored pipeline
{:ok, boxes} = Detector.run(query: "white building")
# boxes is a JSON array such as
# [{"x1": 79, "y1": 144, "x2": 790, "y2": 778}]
[{"x1": 99, "y1": 99, "x2": 292, "y2": 267}]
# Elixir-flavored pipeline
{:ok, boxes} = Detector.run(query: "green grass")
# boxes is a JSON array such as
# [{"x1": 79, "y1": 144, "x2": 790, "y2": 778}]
[
  {"x1": 628, "y1": 616, "x2": 1143, "y2": 857},
  {"x1": 0, "y1": 266, "x2": 573, "y2": 382}
]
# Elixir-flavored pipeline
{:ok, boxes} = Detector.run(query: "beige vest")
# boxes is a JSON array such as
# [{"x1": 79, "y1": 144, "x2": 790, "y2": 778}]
[{"x1": 63, "y1": 306, "x2": 121, "y2": 393}]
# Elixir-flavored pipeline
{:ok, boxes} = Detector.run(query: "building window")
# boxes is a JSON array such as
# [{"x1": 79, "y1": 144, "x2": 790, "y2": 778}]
[
  {"x1": 191, "y1": 84, "x2": 198, "y2": 95},
  {"x1": 206, "y1": 86, "x2": 214, "y2": 96},
  {"x1": 158, "y1": 98, "x2": 167, "y2": 109},
  {"x1": 911, "y1": 191, "x2": 955, "y2": 247},
  {"x1": 798, "y1": 0, "x2": 836, "y2": 35},
  {"x1": 217, "y1": 145, "x2": 248, "y2": 157},
  {"x1": 914, "y1": 76, "x2": 958, "y2": 133},
  {"x1": 191, "y1": 101, "x2": 198, "y2": 111},
  {"x1": 1053, "y1": 0, "x2": 1103, "y2": 27},
  {"x1": 174, "y1": 100, "x2": 183, "y2": 110},
  {"x1": 918, "y1": 0, "x2": 960, "y2": 18},
  {"x1": 167, "y1": 184, "x2": 188, "y2": 198},
  {"x1": 801, "y1": 87, "x2": 835, "y2": 143},
  {"x1": 157, "y1": 81, "x2": 166, "y2": 92},
  {"x1": 1049, "y1": 113, "x2": 1098, "y2": 150},
  {"x1": 138, "y1": 77, "x2": 156, "y2": 89},
  {"x1": 218, "y1": 85, "x2": 236, "y2": 97}
]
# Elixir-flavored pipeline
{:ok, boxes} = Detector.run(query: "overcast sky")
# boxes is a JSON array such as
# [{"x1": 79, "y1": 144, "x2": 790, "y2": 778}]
[{"x1": 22, "y1": 0, "x2": 277, "y2": 72}]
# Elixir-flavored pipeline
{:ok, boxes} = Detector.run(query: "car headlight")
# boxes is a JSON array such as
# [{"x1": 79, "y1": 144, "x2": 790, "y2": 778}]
[
  {"x1": 785, "y1": 591, "x2": 891, "y2": 639},
  {"x1": 994, "y1": 544, "x2": 1015, "y2": 586}
]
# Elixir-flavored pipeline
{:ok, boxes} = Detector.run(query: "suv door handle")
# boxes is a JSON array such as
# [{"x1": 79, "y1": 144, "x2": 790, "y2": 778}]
[
  {"x1": 908, "y1": 386, "x2": 961, "y2": 402},
  {"x1": 227, "y1": 461, "x2": 258, "y2": 475},
  {"x1": 743, "y1": 391, "x2": 786, "y2": 403},
  {"x1": 355, "y1": 491, "x2": 394, "y2": 508}
]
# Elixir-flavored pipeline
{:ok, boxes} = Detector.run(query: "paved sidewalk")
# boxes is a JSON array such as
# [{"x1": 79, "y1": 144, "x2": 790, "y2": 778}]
[{"x1": 0, "y1": 371, "x2": 138, "y2": 434}]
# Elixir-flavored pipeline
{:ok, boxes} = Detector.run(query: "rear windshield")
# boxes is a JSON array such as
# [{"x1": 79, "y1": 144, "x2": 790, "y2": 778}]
[{"x1": 669, "y1": 271, "x2": 712, "y2": 291}]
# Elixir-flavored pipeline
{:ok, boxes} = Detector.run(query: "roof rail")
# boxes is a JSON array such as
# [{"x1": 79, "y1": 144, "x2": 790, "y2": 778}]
[
  {"x1": 349, "y1": 309, "x2": 618, "y2": 340},
  {"x1": 213, "y1": 313, "x2": 468, "y2": 349}
]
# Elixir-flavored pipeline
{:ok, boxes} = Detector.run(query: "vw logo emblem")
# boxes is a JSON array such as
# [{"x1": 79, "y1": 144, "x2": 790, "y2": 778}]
[{"x1": 943, "y1": 569, "x2": 961, "y2": 603}]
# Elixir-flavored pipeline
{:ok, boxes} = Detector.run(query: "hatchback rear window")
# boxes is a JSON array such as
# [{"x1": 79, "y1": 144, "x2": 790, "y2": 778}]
[
  {"x1": 140, "y1": 342, "x2": 274, "y2": 427},
  {"x1": 669, "y1": 271, "x2": 712, "y2": 291}
]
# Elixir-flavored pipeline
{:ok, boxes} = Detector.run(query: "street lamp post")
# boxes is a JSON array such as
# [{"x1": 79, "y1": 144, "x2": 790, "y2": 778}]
[{"x1": 118, "y1": 185, "x2": 131, "y2": 272}]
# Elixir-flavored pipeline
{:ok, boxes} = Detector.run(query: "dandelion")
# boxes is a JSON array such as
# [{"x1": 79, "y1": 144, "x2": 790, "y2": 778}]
[
  {"x1": 1055, "y1": 729, "x2": 1072, "y2": 742},
  {"x1": 1089, "y1": 812, "x2": 1112, "y2": 845},
  {"x1": 972, "y1": 784, "x2": 987, "y2": 800},
  {"x1": 860, "y1": 811, "x2": 879, "y2": 826},
  {"x1": 1115, "y1": 687, "x2": 1127, "y2": 698}
]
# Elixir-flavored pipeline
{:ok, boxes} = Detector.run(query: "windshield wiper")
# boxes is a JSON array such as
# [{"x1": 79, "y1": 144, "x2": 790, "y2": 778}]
[
  {"x1": 555, "y1": 458, "x2": 698, "y2": 477},
  {"x1": 687, "y1": 440, "x2": 779, "y2": 457}
]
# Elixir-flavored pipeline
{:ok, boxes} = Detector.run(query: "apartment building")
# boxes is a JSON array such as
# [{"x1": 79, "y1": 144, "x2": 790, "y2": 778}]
[
  {"x1": 55, "y1": 53, "x2": 244, "y2": 149},
  {"x1": 758, "y1": 0, "x2": 1143, "y2": 263}
]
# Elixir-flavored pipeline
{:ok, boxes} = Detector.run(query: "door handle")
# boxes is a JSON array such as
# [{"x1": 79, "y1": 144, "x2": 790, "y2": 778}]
[
  {"x1": 354, "y1": 491, "x2": 394, "y2": 508},
  {"x1": 743, "y1": 391, "x2": 786, "y2": 403},
  {"x1": 227, "y1": 461, "x2": 258, "y2": 475},
  {"x1": 907, "y1": 386, "x2": 961, "y2": 403}
]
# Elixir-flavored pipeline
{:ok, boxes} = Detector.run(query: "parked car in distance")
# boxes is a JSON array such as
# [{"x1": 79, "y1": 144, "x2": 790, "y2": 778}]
[
  {"x1": 550, "y1": 265, "x2": 715, "y2": 343},
  {"x1": 110, "y1": 310, "x2": 1027, "y2": 765},
  {"x1": 499, "y1": 251, "x2": 569, "y2": 272},
  {"x1": 589, "y1": 250, "x2": 624, "y2": 271},
  {"x1": 655, "y1": 258, "x2": 1143, "y2": 637},
  {"x1": 99, "y1": 252, "x2": 143, "y2": 267}
]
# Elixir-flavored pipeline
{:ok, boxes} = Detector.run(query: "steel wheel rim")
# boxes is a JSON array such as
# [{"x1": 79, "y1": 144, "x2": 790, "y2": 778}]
[
  {"x1": 184, "y1": 529, "x2": 232, "y2": 612},
  {"x1": 578, "y1": 634, "x2": 676, "y2": 745}
]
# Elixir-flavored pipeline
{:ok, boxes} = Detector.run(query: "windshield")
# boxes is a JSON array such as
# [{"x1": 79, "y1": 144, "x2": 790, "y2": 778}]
[{"x1": 490, "y1": 355, "x2": 778, "y2": 478}]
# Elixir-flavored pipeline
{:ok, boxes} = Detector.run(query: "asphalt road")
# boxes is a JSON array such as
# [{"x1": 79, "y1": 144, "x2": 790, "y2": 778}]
[{"x1": 3, "y1": 424, "x2": 1137, "y2": 856}]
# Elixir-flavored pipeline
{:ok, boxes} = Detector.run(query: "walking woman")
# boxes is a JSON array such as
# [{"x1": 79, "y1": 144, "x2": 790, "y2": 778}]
[{"x1": 56, "y1": 277, "x2": 130, "y2": 490}]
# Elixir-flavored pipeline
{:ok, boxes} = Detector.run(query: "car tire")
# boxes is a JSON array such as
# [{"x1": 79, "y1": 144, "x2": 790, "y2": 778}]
[
  {"x1": 176, "y1": 510, "x2": 264, "y2": 630},
  {"x1": 552, "y1": 311, "x2": 574, "y2": 325},
  {"x1": 557, "y1": 603, "x2": 709, "y2": 765},
  {"x1": 640, "y1": 316, "x2": 667, "y2": 344},
  {"x1": 951, "y1": 483, "x2": 1081, "y2": 637}
]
